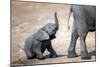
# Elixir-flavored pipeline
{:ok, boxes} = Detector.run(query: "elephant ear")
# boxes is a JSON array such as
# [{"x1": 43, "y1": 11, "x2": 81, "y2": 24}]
[{"x1": 34, "y1": 30, "x2": 49, "y2": 41}]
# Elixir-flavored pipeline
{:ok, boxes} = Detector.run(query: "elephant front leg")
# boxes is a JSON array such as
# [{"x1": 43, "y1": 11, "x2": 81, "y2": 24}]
[
  {"x1": 47, "y1": 42, "x2": 57, "y2": 58},
  {"x1": 68, "y1": 28, "x2": 78, "y2": 58}
]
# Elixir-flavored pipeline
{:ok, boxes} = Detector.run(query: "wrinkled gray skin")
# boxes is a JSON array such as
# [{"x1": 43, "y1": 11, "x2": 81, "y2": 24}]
[
  {"x1": 24, "y1": 12, "x2": 59, "y2": 59},
  {"x1": 68, "y1": 5, "x2": 96, "y2": 59}
]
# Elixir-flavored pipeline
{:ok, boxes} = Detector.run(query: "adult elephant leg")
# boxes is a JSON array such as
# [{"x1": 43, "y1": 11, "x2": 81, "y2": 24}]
[
  {"x1": 47, "y1": 41, "x2": 57, "y2": 58},
  {"x1": 76, "y1": 19, "x2": 91, "y2": 59},
  {"x1": 68, "y1": 25, "x2": 79, "y2": 58},
  {"x1": 79, "y1": 31, "x2": 91, "y2": 59}
]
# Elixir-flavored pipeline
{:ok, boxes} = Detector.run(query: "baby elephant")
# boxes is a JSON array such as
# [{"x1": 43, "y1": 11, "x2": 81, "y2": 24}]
[{"x1": 24, "y1": 12, "x2": 59, "y2": 59}]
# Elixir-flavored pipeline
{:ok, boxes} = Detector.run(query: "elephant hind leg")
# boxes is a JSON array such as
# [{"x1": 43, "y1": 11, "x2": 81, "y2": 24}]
[
  {"x1": 34, "y1": 48, "x2": 45, "y2": 60},
  {"x1": 77, "y1": 24, "x2": 91, "y2": 59},
  {"x1": 68, "y1": 27, "x2": 79, "y2": 58},
  {"x1": 24, "y1": 48, "x2": 34, "y2": 59},
  {"x1": 79, "y1": 32, "x2": 91, "y2": 59}
]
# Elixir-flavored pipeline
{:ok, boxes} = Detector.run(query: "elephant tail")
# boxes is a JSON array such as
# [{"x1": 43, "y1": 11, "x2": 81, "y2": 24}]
[
  {"x1": 17, "y1": 45, "x2": 24, "y2": 50},
  {"x1": 67, "y1": 6, "x2": 72, "y2": 30}
]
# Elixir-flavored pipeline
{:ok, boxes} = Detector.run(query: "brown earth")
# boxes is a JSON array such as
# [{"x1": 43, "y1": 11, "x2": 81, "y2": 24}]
[{"x1": 11, "y1": 1, "x2": 96, "y2": 66}]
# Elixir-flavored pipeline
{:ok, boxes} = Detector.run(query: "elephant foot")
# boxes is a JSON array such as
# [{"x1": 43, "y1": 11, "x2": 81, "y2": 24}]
[
  {"x1": 38, "y1": 57, "x2": 45, "y2": 60},
  {"x1": 68, "y1": 51, "x2": 78, "y2": 58},
  {"x1": 27, "y1": 55, "x2": 36, "y2": 59},
  {"x1": 49, "y1": 54, "x2": 58, "y2": 58},
  {"x1": 81, "y1": 56, "x2": 91, "y2": 59},
  {"x1": 81, "y1": 52, "x2": 91, "y2": 59},
  {"x1": 37, "y1": 56, "x2": 45, "y2": 60},
  {"x1": 27, "y1": 56, "x2": 35, "y2": 59},
  {"x1": 81, "y1": 55, "x2": 91, "y2": 59}
]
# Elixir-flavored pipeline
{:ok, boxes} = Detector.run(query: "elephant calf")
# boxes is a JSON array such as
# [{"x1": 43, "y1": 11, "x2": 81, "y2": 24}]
[{"x1": 24, "y1": 12, "x2": 59, "y2": 59}]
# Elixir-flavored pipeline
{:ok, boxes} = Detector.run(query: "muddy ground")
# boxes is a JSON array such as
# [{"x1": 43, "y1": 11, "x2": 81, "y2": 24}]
[{"x1": 11, "y1": 1, "x2": 96, "y2": 66}]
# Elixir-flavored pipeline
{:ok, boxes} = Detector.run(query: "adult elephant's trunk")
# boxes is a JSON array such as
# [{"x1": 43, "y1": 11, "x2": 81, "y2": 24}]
[{"x1": 54, "y1": 12, "x2": 59, "y2": 30}]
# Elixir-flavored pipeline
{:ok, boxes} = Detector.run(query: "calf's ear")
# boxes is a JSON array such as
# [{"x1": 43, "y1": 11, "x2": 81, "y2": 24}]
[{"x1": 34, "y1": 30, "x2": 49, "y2": 41}]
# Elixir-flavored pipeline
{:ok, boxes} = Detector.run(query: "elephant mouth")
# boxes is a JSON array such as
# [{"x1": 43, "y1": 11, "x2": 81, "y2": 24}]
[{"x1": 50, "y1": 35, "x2": 56, "y2": 40}]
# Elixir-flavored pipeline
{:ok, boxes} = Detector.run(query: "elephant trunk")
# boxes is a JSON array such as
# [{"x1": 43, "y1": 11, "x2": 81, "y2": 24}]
[{"x1": 54, "y1": 12, "x2": 59, "y2": 30}]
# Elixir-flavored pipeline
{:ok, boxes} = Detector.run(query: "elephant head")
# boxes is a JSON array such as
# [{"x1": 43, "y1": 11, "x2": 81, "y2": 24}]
[
  {"x1": 41, "y1": 12, "x2": 59, "y2": 35},
  {"x1": 34, "y1": 12, "x2": 59, "y2": 41}
]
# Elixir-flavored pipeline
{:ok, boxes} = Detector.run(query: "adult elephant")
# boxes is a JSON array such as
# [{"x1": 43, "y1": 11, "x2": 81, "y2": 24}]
[
  {"x1": 24, "y1": 12, "x2": 59, "y2": 59},
  {"x1": 67, "y1": 5, "x2": 96, "y2": 59}
]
